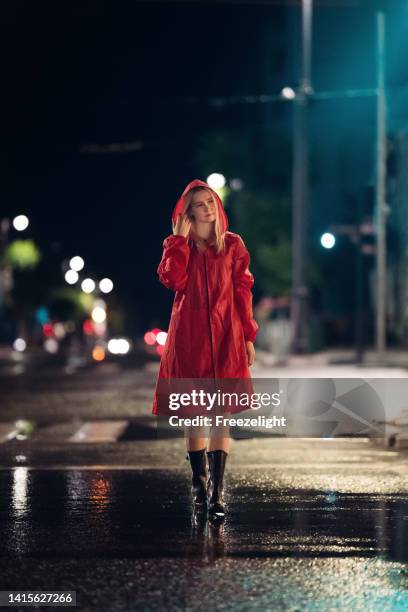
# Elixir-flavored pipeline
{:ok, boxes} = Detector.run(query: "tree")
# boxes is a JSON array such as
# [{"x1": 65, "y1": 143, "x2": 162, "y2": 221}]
[{"x1": 195, "y1": 128, "x2": 293, "y2": 296}]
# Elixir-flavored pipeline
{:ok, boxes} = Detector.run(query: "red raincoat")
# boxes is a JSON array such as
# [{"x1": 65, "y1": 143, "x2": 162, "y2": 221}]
[{"x1": 151, "y1": 179, "x2": 259, "y2": 415}]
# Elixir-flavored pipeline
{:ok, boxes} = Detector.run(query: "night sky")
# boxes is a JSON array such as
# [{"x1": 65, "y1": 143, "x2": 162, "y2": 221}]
[{"x1": 1, "y1": 0, "x2": 406, "y2": 336}]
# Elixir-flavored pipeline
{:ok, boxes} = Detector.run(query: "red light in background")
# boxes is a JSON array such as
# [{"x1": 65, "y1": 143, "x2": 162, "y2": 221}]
[
  {"x1": 83, "y1": 319, "x2": 94, "y2": 335},
  {"x1": 42, "y1": 323, "x2": 54, "y2": 337},
  {"x1": 144, "y1": 331, "x2": 156, "y2": 345},
  {"x1": 151, "y1": 328, "x2": 161, "y2": 336},
  {"x1": 156, "y1": 345, "x2": 165, "y2": 356}
]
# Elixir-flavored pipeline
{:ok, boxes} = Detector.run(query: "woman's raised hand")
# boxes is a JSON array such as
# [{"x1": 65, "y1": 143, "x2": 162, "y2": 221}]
[{"x1": 172, "y1": 214, "x2": 191, "y2": 238}]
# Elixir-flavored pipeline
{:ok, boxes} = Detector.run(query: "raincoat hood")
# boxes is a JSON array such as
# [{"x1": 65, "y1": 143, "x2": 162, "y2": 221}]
[{"x1": 171, "y1": 179, "x2": 229, "y2": 233}]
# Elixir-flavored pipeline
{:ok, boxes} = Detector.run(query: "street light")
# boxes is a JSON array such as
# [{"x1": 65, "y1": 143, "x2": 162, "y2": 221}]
[
  {"x1": 12, "y1": 215, "x2": 29, "y2": 232},
  {"x1": 281, "y1": 87, "x2": 296, "y2": 100},
  {"x1": 206, "y1": 173, "x2": 226, "y2": 190},
  {"x1": 13, "y1": 338, "x2": 26, "y2": 352},
  {"x1": 65, "y1": 269, "x2": 79, "y2": 285},
  {"x1": 81, "y1": 278, "x2": 95, "y2": 294},
  {"x1": 69, "y1": 256, "x2": 85, "y2": 272},
  {"x1": 229, "y1": 178, "x2": 244, "y2": 192},
  {"x1": 99, "y1": 278, "x2": 113, "y2": 293},
  {"x1": 320, "y1": 232, "x2": 336, "y2": 249},
  {"x1": 91, "y1": 306, "x2": 106, "y2": 323}
]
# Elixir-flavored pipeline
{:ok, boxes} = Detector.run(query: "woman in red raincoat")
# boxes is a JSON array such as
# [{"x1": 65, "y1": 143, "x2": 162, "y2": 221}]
[{"x1": 152, "y1": 179, "x2": 259, "y2": 517}]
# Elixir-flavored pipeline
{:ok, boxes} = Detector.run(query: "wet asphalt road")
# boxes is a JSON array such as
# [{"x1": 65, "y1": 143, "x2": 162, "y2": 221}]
[
  {"x1": 1, "y1": 438, "x2": 408, "y2": 611},
  {"x1": 0, "y1": 359, "x2": 408, "y2": 610}
]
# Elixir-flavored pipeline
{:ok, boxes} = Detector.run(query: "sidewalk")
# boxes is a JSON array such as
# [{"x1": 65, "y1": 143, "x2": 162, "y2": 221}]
[
  {"x1": 255, "y1": 347, "x2": 408, "y2": 370},
  {"x1": 2, "y1": 343, "x2": 408, "y2": 368}
]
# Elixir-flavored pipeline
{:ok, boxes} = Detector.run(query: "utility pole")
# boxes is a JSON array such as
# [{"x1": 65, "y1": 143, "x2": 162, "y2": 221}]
[
  {"x1": 375, "y1": 11, "x2": 387, "y2": 357},
  {"x1": 0, "y1": 218, "x2": 12, "y2": 313},
  {"x1": 291, "y1": 0, "x2": 313, "y2": 354}
]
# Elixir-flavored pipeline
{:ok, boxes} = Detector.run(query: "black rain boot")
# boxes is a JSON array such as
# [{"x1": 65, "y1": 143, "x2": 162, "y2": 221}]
[
  {"x1": 187, "y1": 449, "x2": 208, "y2": 507},
  {"x1": 206, "y1": 450, "x2": 228, "y2": 517}
]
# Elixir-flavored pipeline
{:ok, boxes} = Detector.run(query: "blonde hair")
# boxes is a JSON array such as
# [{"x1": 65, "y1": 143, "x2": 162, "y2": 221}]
[{"x1": 182, "y1": 187, "x2": 226, "y2": 255}]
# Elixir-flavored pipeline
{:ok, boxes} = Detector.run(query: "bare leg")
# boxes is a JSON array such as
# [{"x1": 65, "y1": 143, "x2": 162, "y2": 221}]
[
  {"x1": 184, "y1": 422, "x2": 210, "y2": 451},
  {"x1": 186, "y1": 437, "x2": 207, "y2": 451},
  {"x1": 207, "y1": 436, "x2": 230, "y2": 453},
  {"x1": 207, "y1": 415, "x2": 230, "y2": 452}
]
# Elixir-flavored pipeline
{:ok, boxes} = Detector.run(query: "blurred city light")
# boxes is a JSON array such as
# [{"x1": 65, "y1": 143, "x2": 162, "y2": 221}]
[
  {"x1": 14, "y1": 455, "x2": 27, "y2": 464},
  {"x1": 320, "y1": 232, "x2": 336, "y2": 249},
  {"x1": 13, "y1": 338, "x2": 26, "y2": 352},
  {"x1": 93, "y1": 322, "x2": 106, "y2": 336},
  {"x1": 118, "y1": 339, "x2": 130, "y2": 354},
  {"x1": 206, "y1": 173, "x2": 226, "y2": 189},
  {"x1": 65, "y1": 321, "x2": 75, "y2": 333},
  {"x1": 92, "y1": 346, "x2": 106, "y2": 361},
  {"x1": 107, "y1": 339, "x2": 118, "y2": 354},
  {"x1": 35, "y1": 307, "x2": 49, "y2": 325},
  {"x1": 229, "y1": 178, "x2": 244, "y2": 191},
  {"x1": 81, "y1": 278, "x2": 95, "y2": 293},
  {"x1": 151, "y1": 328, "x2": 161, "y2": 336},
  {"x1": 99, "y1": 278, "x2": 113, "y2": 293},
  {"x1": 94, "y1": 298, "x2": 107, "y2": 309},
  {"x1": 281, "y1": 86, "x2": 296, "y2": 100},
  {"x1": 70, "y1": 256, "x2": 85, "y2": 271},
  {"x1": 83, "y1": 319, "x2": 94, "y2": 335},
  {"x1": 12, "y1": 215, "x2": 29, "y2": 231},
  {"x1": 42, "y1": 323, "x2": 54, "y2": 337},
  {"x1": 91, "y1": 306, "x2": 106, "y2": 323},
  {"x1": 5, "y1": 239, "x2": 40, "y2": 268},
  {"x1": 53, "y1": 323, "x2": 66, "y2": 339},
  {"x1": 156, "y1": 345, "x2": 165, "y2": 357},
  {"x1": 44, "y1": 338, "x2": 58, "y2": 353},
  {"x1": 15, "y1": 419, "x2": 34, "y2": 437},
  {"x1": 12, "y1": 466, "x2": 28, "y2": 514},
  {"x1": 65, "y1": 269, "x2": 79, "y2": 285},
  {"x1": 107, "y1": 338, "x2": 130, "y2": 354},
  {"x1": 156, "y1": 331, "x2": 167, "y2": 346},
  {"x1": 144, "y1": 331, "x2": 156, "y2": 345}
]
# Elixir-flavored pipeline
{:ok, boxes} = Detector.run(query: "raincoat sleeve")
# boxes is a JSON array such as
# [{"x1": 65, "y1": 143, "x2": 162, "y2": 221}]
[
  {"x1": 157, "y1": 234, "x2": 191, "y2": 292},
  {"x1": 232, "y1": 236, "x2": 259, "y2": 343}
]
